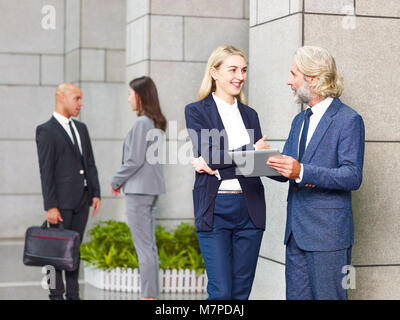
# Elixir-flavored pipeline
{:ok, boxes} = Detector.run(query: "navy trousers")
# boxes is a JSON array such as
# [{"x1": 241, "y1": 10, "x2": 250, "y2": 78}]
[
  {"x1": 285, "y1": 234, "x2": 352, "y2": 300},
  {"x1": 197, "y1": 193, "x2": 264, "y2": 300}
]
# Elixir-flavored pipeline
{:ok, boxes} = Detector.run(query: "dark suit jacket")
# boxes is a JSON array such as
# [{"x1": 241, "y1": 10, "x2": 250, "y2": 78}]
[
  {"x1": 274, "y1": 98, "x2": 365, "y2": 251},
  {"x1": 36, "y1": 116, "x2": 101, "y2": 211},
  {"x1": 185, "y1": 94, "x2": 266, "y2": 232}
]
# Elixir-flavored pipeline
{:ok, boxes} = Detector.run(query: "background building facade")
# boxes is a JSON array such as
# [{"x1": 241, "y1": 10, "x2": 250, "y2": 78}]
[{"x1": 0, "y1": 0, "x2": 399, "y2": 299}]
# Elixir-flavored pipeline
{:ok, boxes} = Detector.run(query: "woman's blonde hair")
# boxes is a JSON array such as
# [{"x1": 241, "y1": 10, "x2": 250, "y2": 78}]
[
  {"x1": 197, "y1": 45, "x2": 247, "y2": 104},
  {"x1": 294, "y1": 46, "x2": 344, "y2": 98}
]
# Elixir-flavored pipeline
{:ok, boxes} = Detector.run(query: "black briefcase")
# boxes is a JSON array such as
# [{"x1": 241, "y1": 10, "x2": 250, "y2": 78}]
[{"x1": 23, "y1": 221, "x2": 80, "y2": 271}]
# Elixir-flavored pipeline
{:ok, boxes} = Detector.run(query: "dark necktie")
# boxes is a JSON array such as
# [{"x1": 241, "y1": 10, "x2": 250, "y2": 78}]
[
  {"x1": 298, "y1": 108, "x2": 313, "y2": 162},
  {"x1": 69, "y1": 120, "x2": 87, "y2": 187},
  {"x1": 68, "y1": 120, "x2": 82, "y2": 157}
]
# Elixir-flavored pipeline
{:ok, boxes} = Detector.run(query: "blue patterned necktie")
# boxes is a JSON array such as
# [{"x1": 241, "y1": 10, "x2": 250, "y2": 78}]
[{"x1": 298, "y1": 108, "x2": 313, "y2": 162}]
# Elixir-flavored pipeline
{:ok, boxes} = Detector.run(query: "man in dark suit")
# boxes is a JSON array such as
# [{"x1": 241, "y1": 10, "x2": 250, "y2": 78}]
[
  {"x1": 36, "y1": 82, "x2": 101, "y2": 300},
  {"x1": 267, "y1": 46, "x2": 365, "y2": 300}
]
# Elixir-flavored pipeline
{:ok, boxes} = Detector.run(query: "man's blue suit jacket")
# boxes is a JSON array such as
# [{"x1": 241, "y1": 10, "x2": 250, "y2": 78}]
[
  {"x1": 277, "y1": 98, "x2": 365, "y2": 251},
  {"x1": 185, "y1": 94, "x2": 266, "y2": 232}
]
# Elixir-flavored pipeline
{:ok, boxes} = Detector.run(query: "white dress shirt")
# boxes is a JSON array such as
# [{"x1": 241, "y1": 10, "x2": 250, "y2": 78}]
[
  {"x1": 212, "y1": 93, "x2": 250, "y2": 191},
  {"x1": 53, "y1": 112, "x2": 87, "y2": 186},
  {"x1": 53, "y1": 111, "x2": 83, "y2": 154},
  {"x1": 296, "y1": 97, "x2": 333, "y2": 182}
]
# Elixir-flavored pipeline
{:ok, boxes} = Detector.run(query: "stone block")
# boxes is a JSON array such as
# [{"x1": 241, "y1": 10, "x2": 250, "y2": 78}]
[
  {"x1": 127, "y1": 0, "x2": 150, "y2": 22},
  {"x1": 249, "y1": 0, "x2": 257, "y2": 26},
  {"x1": 0, "y1": 141, "x2": 41, "y2": 194},
  {"x1": 156, "y1": 162, "x2": 195, "y2": 220},
  {"x1": 248, "y1": 14, "x2": 302, "y2": 140},
  {"x1": 0, "y1": 54, "x2": 40, "y2": 85},
  {"x1": 79, "y1": 83, "x2": 133, "y2": 139},
  {"x1": 356, "y1": 0, "x2": 400, "y2": 17},
  {"x1": 126, "y1": 15, "x2": 149, "y2": 65},
  {"x1": 351, "y1": 142, "x2": 400, "y2": 265},
  {"x1": 304, "y1": 0, "x2": 354, "y2": 14},
  {"x1": 150, "y1": 61, "x2": 205, "y2": 137},
  {"x1": 290, "y1": 0, "x2": 303, "y2": 14},
  {"x1": 184, "y1": 17, "x2": 249, "y2": 62},
  {"x1": 81, "y1": 0, "x2": 126, "y2": 49},
  {"x1": 41, "y1": 55, "x2": 64, "y2": 85},
  {"x1": 257, "y1": 0, "x2": 290, "y2": 24},
  {"x1": 349, "y1": 266, "x2": 400, "y2": 300},
  {"x1": 65, "y1": 49, "x2": 80, "y2": 83},
  {"x1": 0, "y1": 85, "x2": 55, "y2": 139},
  {"x1": 249, "y1": 258, "x2": 286, "y2": 299},
  {"x1": 0, "y1": 195, "x2": 45, "y2": 238},
  {"x1": 126, "y1": 61, "x2": 149, "y2": 83},
  {"x1": 150, "y1": 0, "x2": 245, "y2": 18},
  {"x1": 65, "y1": 0, "x2": 80, "y2": 53},
  {"x1": 81, "y1": 49, "x2": 105, "y2": 81},
  {"x1": 0, "y1": 0, "x2": 64, "y2": 54},
  {"x1": 304, "y1": 14, "x2": 400, "y2": 141},
  {"x1": 106, "y1": 50, "x2": 126, "y2": 82},
  {"x1": 150, "y1": 15, "x2": 183, "y2": 61}
]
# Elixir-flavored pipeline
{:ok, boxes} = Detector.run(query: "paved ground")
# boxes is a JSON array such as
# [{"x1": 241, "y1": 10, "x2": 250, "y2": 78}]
[{"x1": 0, "y1": 240, "x2": 207, "y2": 300}]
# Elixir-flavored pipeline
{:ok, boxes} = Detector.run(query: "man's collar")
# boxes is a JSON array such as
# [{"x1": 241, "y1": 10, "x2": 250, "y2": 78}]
[
  {"x1": 307, "y1": 97, "x2": 333, "y2": 116},
  {"x1": 53, "y1": 111, "x2": 71, "y2": 124}
]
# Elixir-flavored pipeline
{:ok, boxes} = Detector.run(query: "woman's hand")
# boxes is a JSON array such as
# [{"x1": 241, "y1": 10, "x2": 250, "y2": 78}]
[
  {"x1": 110, "y1": 185, "x2": 121, "y2": 196},
  {"x1": 191, "y1": 156, "x2": 217, "y2": 175},
  {"x1": 255, "y1": 135, "x2": 270, "y2": 150}
]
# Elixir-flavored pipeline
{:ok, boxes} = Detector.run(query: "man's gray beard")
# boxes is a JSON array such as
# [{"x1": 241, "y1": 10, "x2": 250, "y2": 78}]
[{"x1": 294, "y1": 80, "x2": 313, "y2": 105}]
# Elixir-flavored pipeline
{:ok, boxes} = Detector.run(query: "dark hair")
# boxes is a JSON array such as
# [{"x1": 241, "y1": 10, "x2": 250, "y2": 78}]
[{"x1": 129, "y1": 76, "x2": 167, "y2": 132}]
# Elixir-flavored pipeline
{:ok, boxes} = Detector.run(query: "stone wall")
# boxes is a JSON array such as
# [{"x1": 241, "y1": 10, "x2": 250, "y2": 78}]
[{"x1": 248, "y1": 0, "x2": 400, "y2": 300}]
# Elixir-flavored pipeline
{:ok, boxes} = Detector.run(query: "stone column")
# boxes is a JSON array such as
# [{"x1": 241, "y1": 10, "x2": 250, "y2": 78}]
[
  {"x1": 126, "y1": 0, "x2": 250, "y2": 229},
  {"x1": 64, "y1": 0, "x2": 129, "y2": 230},
  {"x1": 0, "y1": 0, "x2": 64, "y2": 237},
  {"x1": 249, "y1": 0, "x2": 400, "y2": 299}
]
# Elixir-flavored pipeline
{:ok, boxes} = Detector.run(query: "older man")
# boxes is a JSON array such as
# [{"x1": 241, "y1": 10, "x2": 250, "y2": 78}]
[
  {"x1": 267, "y1": 46, "x2": 365, "y2": 300},
  {"x1": 36, "y1": 82, "x2": 101, "y2": 300}
]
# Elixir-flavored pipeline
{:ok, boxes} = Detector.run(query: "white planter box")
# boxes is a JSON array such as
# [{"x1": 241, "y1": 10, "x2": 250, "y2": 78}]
[{"x1": 84, "y1": 265, "x2": 208, "y2": 293}]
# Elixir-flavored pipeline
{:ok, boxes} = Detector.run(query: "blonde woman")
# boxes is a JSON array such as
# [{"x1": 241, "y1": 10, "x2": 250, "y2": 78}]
[{"x1": 184, "y1": 45, "x2": 270, "y2": 300}]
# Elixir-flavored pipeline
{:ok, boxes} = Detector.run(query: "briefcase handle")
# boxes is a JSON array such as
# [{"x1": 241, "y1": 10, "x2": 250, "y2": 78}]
[{"x1": 41, "y1": 220, "x2": 64, "y2": 230}]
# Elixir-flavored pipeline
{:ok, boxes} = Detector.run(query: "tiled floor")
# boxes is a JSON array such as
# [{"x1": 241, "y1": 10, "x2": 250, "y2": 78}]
[{"x1": 0, "y1": 240, "x2": 207, "y2": 300}]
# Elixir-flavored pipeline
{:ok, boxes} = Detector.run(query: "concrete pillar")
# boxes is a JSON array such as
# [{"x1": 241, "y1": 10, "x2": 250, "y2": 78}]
[
  {"x1": 126, "y1": 0, "x2": 250, "y2": 229},
  {"x1": 249, "y1": 0, "x2": 400, "y2": 299}
]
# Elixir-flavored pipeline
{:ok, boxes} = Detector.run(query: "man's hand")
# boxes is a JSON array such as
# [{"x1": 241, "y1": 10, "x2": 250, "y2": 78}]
[
  {"x1": 267, "y1": 155, "x2": 301, "y2": 180},
  {"x1": 110, "y1": 185, "x2": 121, "y2": 196},
  {"x1": 91, "y1": 197, "x2": 101, "y2": 217},
  {"x1": 191, "y1": 156, "x2": 217, "y2": 175},
  {"x1": 255, "y1": 135, "x2": 270, "y2": 150},
  {"x1": 46, "y1": 208, "x2": 63, "y2": 225}
]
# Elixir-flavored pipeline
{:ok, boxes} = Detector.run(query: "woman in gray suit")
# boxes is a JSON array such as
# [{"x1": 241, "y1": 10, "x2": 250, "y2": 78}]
[{"x1": 110, "y1": 76, "x2": 166, "y2": 300}]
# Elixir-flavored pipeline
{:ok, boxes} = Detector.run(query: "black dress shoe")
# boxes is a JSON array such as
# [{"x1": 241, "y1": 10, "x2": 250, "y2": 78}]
[
  {"x1": 66, "y1": 296, "x2": 81, "y2": 300},
  {"x1": 49, "y1": 295, "x2": 65, "y2": 300}
]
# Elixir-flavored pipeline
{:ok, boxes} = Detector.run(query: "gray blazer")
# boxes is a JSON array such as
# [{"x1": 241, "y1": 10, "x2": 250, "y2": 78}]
[{"x1": 111, "y1": 115, "x2": 165, "y2": 195}]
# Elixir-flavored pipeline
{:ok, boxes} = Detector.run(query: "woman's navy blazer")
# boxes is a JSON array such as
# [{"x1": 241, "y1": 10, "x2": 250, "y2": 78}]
[{"x1": 185, "y1": 94, "x2": 266, "y2": 232}]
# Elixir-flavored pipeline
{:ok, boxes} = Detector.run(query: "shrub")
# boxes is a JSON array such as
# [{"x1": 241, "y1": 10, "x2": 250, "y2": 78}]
[{"x1": 81, "y1": 220, "x2": 205, "y2": 275}]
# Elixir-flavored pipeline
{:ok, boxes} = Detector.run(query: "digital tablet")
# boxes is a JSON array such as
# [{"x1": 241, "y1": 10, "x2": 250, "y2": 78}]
[{"x1": 228, "y1": 149, "x2": 283, "y2": 177}]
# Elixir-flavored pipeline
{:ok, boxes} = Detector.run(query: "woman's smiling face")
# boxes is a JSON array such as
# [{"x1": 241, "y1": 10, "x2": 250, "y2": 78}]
[{"x1": 211, "y1": 54, "x2": 247, "y2": 104}]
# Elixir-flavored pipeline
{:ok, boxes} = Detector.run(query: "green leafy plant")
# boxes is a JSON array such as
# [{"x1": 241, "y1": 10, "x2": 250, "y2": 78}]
[{"x1": 81, "y1": 220, "x2": 205, "y2": 274}]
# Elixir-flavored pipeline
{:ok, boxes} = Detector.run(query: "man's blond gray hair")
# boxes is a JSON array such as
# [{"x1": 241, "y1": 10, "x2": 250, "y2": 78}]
[{"x1": 294, "y1": 46, "x2": 344, "y2": 99}]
